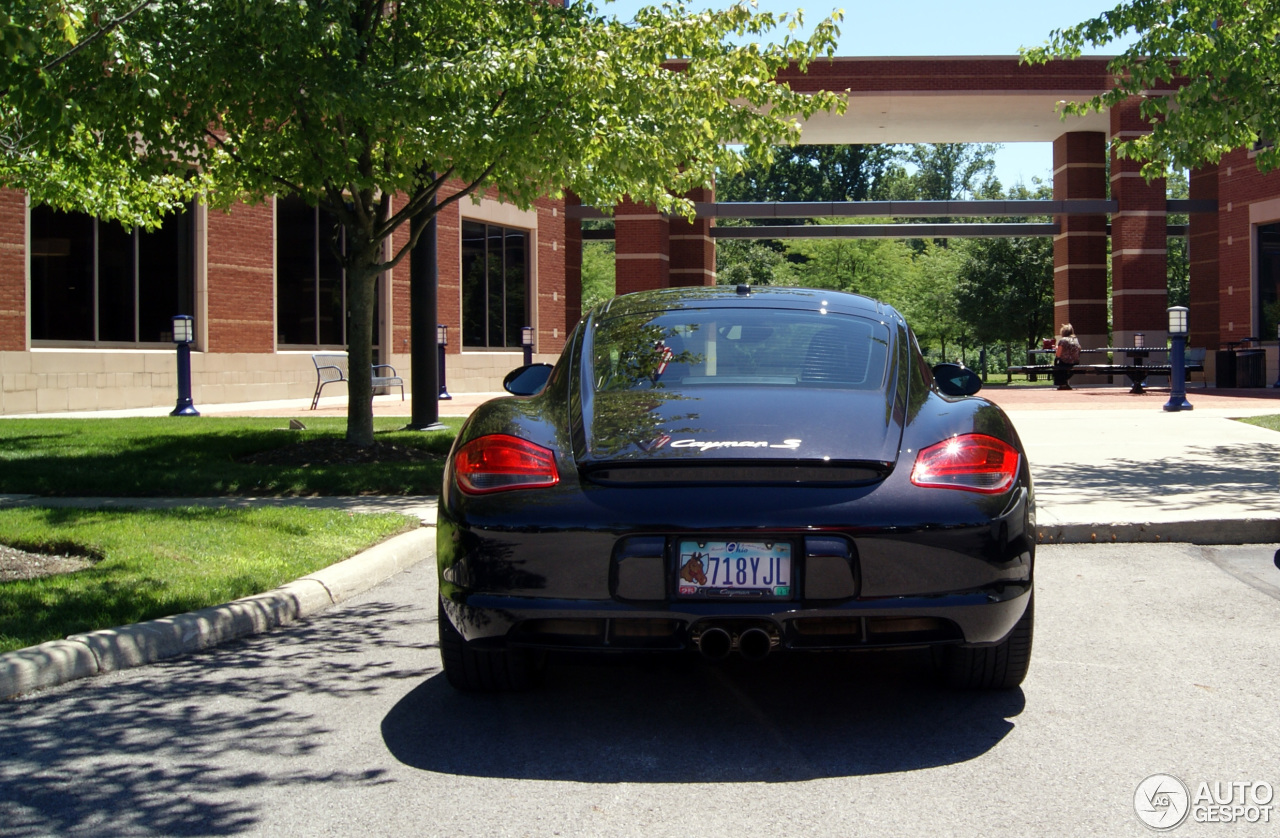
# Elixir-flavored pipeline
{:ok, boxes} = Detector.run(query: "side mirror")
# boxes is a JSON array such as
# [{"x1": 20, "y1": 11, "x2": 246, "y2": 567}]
[
  {"x1": 932, "y1": 363, "x2": 982, "y2": 397},
  {"x1": 503, "y1": 363, "x2": 554, "y2": 396}
]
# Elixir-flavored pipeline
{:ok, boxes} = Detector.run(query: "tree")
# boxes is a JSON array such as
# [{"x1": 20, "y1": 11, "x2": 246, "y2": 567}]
[
  {"x1": 952, "y1": 181, "x2": 1055, "y2": 376},
  {"x1": 716, "y1": 144, "x2": 899, "y2": 204},
  {"x1": 1023, "y1": 0, "x2": 1280, "y2": 178},
  {"x1": 0, "y1": 0, "x2": 843, "y2": 445}
]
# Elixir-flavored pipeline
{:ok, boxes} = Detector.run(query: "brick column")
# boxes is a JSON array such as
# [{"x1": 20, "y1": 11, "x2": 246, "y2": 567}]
[
  {"x1": 1188, "y1": 165, "x2": 1220, "y2": 350},
  {"x1": 613, "y1": 198, "x2": 669, "y2": 294},
  {"x1": 206, "y1": 200, "x2": 275, "y2": 352},
  {"x1": 1052, "y1": 132, "x2": 1109, "y2": 349},
  {"x1": 1110, "y1": 98, "x2": 1168, "y2": 347},
  {"x1": 0, "y1": 189, "x2": 26, "y2": 351},
  {"x1": 669, "y1": 186, "x2": 715, "y2": 287}
]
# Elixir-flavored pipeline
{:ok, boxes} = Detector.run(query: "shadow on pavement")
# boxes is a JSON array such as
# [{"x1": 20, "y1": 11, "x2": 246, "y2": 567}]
[
  {"x1": 1033, "y1": 442, "x2": 1280, "y2": 515},
  {"x1": 0, "y1": 601, "x2": 428, "y2": 838},
  {"x1": 382, "y1": 650, "x2": 1025, "y2": 783}
]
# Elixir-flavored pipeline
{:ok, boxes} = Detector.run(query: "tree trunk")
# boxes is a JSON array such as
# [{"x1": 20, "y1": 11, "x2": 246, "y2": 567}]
[{"x1": 345, "y1": 249, "x2": 380, "y2": 447}]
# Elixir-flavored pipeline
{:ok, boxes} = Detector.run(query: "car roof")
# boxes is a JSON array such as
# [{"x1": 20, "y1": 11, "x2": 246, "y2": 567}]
[{"x1": 596, "y1": 286, "x2": 898, "y2": 321}]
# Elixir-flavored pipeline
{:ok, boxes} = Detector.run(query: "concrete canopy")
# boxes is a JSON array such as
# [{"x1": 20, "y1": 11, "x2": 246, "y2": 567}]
[{"x1": 781, "y1": 56, "x2": 1116, "y2": 144}]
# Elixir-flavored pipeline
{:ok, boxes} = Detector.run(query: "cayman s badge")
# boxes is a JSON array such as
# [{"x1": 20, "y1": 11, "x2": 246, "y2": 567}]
[{"x1": 666, "y1": 438, "x2": 801, "y2": 452}]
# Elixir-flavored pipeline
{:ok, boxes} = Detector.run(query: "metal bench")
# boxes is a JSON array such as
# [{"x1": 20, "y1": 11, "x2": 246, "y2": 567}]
[{"x1": 311, "y1": 353, "x2": 405, "y2": 410}]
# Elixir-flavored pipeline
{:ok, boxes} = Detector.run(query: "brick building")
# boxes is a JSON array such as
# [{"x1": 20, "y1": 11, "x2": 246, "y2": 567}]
[
  {"x1": 2, "y1": 56, "x2": 1278, "y2": 415},
  {"x1": 1, "y1": 184, "x2": 572, "y2": 414}
]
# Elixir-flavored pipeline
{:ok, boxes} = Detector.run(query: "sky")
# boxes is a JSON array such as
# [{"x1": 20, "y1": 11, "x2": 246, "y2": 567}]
[{"x1": 594, "y1": 1, "x2": 1138, "y2": 188}]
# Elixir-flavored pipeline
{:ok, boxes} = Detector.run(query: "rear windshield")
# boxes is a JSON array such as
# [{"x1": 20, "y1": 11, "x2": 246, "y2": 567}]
[{"x1": 592, "y1": 307, "x2": 891, "y2": 393}]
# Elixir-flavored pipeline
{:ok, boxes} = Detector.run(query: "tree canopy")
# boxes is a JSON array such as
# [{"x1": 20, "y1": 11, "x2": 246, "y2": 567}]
[
  {"x1": 2, "y1": 0, "x2": 844, "y2": 443},
  {"x1": 1022, "y1": 0, "x2": 1280, "y2": 178}
]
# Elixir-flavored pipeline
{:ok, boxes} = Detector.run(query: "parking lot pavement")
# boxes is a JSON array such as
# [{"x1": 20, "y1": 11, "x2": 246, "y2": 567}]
[{"x1": 2, "y1": 542, "x2": 1278, "y2": 837}]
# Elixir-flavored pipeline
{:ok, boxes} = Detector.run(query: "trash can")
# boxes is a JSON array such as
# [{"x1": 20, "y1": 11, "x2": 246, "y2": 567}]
[
  {"x1": 1216, "y1": 343, "x2": 1238, "y2": 388},
  {"x1": 1236, "y1": 345, "x2": 1266, "y2": 388}
]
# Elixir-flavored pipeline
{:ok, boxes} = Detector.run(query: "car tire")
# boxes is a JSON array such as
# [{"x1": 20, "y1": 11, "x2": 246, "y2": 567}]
[
  {"x1": 937, "y1": 593, "x2": 1033, "y2": 690},
  {"x1": 437, "y1": 598, "x2": 544, "y2": 692}
]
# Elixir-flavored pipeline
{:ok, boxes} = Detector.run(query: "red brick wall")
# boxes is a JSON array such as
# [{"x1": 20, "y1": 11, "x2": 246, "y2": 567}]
[
  {"x1": 1110, "y1": 98, "x2": 1168, "y2": 343},
  {"x1": 0, "y1": 189, "x2": 26, "y2": 351},
  {"x1": 779, "y1": 57, "x2": 1118, "y2": 95},
  {"x1": 1188, "y1": 165, "x2": 1220, "y2": 348},
  {"x1": 614, "y1": 198, "x2": 670, "y2": 294},
  {"x1": 389, "y1": 197, "x2": 411, "y2": 356},
  {"x1": 1217, "y1": 149, "x2": 1280, "y2": 340},
  {"x1": 435, "y1": 187, "x2": 462, "y2": 355},
  {"x1": 206, "y1": 200, "x2": 275, "y2": 353},
  {"x1": 670, "y1": 186, "x2": 716, "y2": 288},
  {"x1": 1052, "y1": 132, "x2": 1109, "y2": 347},
  {"x1": 534, "y1": 195, "x2": 568, "y2": 353}
]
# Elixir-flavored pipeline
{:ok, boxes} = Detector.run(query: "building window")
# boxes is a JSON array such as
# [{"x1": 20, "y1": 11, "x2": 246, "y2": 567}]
[
  {"x1": 276, "y1": 195, "x2": 382, "y2": 350},
  {"x1": 461, "y1": 220, "x2": 528, "y2": 349},
  {"x1": 1258, "y1": 223, "x2": 1280, "y2": 340},
  {"x1": 29, "y1": 204, "x2": 195, "y2": 344}
]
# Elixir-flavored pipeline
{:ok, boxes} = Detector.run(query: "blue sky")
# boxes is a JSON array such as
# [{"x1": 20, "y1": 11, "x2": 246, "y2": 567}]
[{"x1": 595, "y1": 1, "x2": 1136, "y2": 187}]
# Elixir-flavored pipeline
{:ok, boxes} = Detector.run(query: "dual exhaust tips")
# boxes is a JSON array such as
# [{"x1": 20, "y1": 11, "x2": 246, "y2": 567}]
[{"x1": 696, "y1": 625, "x2": 776, "y2": 661}]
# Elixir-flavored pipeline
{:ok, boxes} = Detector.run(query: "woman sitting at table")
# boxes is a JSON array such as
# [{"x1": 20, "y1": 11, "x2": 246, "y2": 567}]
[{"x1": 1054, "y1": 324, "x2": 1081, "y2": 390}]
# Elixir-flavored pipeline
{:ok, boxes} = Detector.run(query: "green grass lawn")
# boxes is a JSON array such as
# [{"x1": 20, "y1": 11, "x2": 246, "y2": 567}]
[
  {"x1": 0, "y1": 505, "x2": 417, "y2": 654},
  {"x1": 0, "y1": 415, "x2": 462, "y2": 654},
  {"x1": 1236, "y1": 414, "x2": 1280, "y2": 432},
  {"x1": 0, "y1": 416, "x2": 463, "y2": 497}
]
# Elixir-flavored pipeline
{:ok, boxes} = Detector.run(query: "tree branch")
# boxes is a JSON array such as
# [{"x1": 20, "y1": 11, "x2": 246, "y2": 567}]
[{"x1": 42, "y1": 0, "x2": 160, "y2": 73}]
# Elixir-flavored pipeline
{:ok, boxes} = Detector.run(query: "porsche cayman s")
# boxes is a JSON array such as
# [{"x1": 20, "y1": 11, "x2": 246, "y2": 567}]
[{"x1": 436, "y1": 286, "x2": 1034, "y2": 691}]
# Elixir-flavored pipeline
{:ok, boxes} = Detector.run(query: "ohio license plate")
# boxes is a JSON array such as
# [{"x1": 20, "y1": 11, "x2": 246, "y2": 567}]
[{"x1": 676, "y1": 540, "x2": 792, "y2": 598}]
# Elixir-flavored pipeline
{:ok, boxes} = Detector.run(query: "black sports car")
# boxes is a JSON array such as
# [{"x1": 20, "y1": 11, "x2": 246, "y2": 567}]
[{"x1": 437, "y1": 286, "x2": 1034, "y2": 691}]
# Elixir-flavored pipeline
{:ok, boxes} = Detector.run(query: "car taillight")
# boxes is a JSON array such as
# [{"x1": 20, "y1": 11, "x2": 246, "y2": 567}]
[
  {"x1": 910, "y1": 434, "x2": 1019, "y2": 494},
  {"x1": 454, "y1": 434, "x2": 560, "y2": 494}
]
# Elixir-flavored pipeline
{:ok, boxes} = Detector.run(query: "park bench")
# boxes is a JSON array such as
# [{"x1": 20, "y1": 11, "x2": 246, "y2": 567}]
[{"x1": 311, "y1": 352, "x2": 405, "y2": 410}]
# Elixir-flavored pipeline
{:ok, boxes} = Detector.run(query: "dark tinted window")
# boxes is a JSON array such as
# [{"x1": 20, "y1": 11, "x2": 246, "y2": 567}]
[
  {"x1": 30, "y1": 204, "x2": 193, "y2": 344},
  {"x1": 276, "y1": 196, "x2": 377, "y2": 349},
  {"x1": 593, "y1": 308, "x2": 890, "y2": 392},
  {"x1": 460, "y1": 219, "x2": 529, "y2": 349}
]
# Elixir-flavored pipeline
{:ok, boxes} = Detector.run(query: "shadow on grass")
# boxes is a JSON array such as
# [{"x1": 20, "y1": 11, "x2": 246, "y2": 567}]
[
  {"x1": 0, "y1": 419, "x2": 454, "y2": 497},
  {"x1": 0, "y1": 599, "x2": 430, "y2": 837}
]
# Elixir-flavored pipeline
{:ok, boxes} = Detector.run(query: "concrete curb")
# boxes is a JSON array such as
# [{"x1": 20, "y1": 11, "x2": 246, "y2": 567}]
[
  {"x1": 0, "y1": 527, "x2": 432, "y2": 701},
  {"x1": 1038, "y1": 519, "x2": 1280, "y2": 546}
]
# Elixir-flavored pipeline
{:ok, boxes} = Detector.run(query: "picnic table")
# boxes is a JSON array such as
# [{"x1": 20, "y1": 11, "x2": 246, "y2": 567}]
[{"x1": 1009, "y1": 347, "x2": 1205, "y2": 394}]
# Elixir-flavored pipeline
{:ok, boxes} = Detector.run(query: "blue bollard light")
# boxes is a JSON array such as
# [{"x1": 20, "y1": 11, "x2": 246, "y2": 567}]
[
  {"x1": 169, "y1": 315, "x2": 200, "y2": 417},
  {"x1": 437, "y1": 324, "x2": 452, "y2": 401},
  {"x1": 1163, "y1": 306, "x2": 1193, "y2": 412},
  {"x1": 522, "y1": 326, "x2": 534, "y2": 367}
]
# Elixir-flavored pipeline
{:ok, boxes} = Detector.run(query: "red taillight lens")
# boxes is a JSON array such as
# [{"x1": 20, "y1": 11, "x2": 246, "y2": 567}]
[
  {"x1": 910, "y1": 434, "x2": 1019, "y2": 494},
  {"x1": 454, "y1": 434, "x2": 560, "y2": 495}
]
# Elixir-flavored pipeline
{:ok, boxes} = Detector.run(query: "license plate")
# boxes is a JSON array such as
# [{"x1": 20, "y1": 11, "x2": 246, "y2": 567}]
[{"x1": 676, "y1": 540, "x2": 792, "y2": 598}]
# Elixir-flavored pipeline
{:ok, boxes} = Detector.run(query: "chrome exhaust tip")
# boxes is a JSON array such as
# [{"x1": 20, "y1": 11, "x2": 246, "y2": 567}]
[
  {"x1": 738, "y1": 627, "x2": 773, "y2": 661},
  {"x1": 697, "y1": 627, "x2": 732, "y2": 661}
]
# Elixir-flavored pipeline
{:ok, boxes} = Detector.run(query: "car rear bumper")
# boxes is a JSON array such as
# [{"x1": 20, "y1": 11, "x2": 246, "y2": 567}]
[{"x1": 441, "y1": 583, "x2": 1031, "y2": 653}]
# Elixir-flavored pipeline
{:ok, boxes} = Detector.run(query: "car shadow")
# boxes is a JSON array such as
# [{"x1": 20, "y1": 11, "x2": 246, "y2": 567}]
[{"x1": 382, "y1": 650, "x2": 1024, "y2": 782}]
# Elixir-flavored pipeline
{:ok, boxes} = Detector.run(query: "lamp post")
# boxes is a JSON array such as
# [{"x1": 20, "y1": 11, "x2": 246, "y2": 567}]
[
  {"x1": 522, "y1": 326, "x2": 535, "y2": 367},
  {"x1": 1133, "y1": 332, "x2": 1145, "y2": 349},
  {"x1": 437, "y1": 324, "x2": 452, "y2": 400},
  {"x1": 169, "y1": 315, "x2": 199, "y2": 417},
  {"x1": 1163, "y1": 306, "x2": 1192, "y2": 412}
]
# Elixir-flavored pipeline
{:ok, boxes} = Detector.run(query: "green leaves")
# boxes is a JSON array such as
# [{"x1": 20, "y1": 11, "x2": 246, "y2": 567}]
[{"x1": 1022, "y1": 0, "x2": 1280, "y2": 177}]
